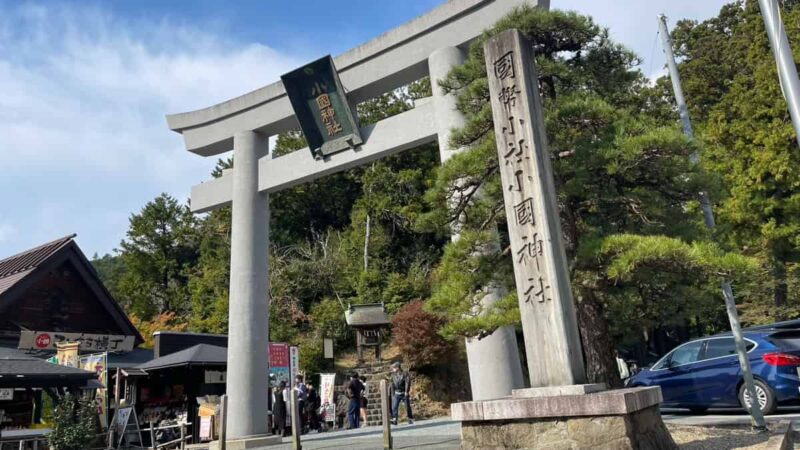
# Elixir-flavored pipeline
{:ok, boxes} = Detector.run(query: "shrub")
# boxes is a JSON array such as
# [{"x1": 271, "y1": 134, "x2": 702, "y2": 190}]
[
  {"x1": 391, "y1": 300, "x2": 453, "y2": 369},
  {"x1": 48, "y1": 393, "x2": 97, "y2": 450}
]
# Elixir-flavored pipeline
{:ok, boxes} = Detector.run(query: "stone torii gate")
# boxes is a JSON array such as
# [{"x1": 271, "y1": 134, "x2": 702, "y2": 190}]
[{"x1": 167, "y1": 0, "x2": 548, "y2": 443}]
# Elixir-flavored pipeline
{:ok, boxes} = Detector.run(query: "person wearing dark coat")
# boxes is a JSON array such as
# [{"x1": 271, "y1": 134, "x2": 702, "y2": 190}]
[
  {"x1": 272, "y1": 381, "x2": 288, "y2": 437},
  {"x1": 346, "y1": 373, "x2": 364, "y2": 429},
  {"x1": 305, "y1": 383, "x2": 321, "y2": 432}
]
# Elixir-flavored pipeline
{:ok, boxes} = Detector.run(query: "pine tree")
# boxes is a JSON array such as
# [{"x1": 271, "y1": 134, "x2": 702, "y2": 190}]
[{"x1": 423, "y1": 6, "x2": 716, "y2": 386}]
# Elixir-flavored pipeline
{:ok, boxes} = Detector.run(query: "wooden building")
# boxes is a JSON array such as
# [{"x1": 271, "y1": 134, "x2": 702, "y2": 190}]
[
  {"x1": 0, "y1": 234, "x2": 143, "y2": 349},
  {"x1": 344, "y1": 303, "x2": 390, "y2": 362}
]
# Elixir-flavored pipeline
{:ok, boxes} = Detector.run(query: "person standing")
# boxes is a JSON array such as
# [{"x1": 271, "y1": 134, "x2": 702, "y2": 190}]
[
  {"x1": 294, "y1": 374, "x2": 308, "y2": 433},
  {"x1": 346, "y1": 372, "x2": 364, "y2": 429},
  {"x1": 305, "y1": 382, "x2": 321, "y2": 432},
  {"x1": 390, "y1": 362, "x2": 413, "y2": 425},
  {"x1": 359, "y1": 375, "x2": 369, "y2": 427},
  {"x1": 272, "y1": 381, "x2": 288, "y2": 437}
]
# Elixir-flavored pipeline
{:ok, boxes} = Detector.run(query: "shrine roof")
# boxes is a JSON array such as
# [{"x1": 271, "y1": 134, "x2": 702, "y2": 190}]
[{"x1": 345, "y1": 303, "x2": 390, "y2": 327}]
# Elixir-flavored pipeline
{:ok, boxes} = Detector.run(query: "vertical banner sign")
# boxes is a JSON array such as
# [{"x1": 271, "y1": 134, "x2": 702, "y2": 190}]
[
  {"x1": 289, "y1": 346, "x2": 300, "y2": 382},
  {"x1": 269, "y1": 343, "x2": 290, "y2": 388},
  {"x1": 484, "y1": 29, "x2": 585, "y2": 387},
  {"x1": 319, "y1": 373, "x2": 336, "y2": 423},
  {"x1": 80, "y1": 353, "x2": 109, "y2": 428}
]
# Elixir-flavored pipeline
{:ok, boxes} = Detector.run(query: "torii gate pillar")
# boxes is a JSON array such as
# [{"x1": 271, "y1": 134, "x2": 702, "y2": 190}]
[
  {"x1": 429, "y1": 47, "x2": 525, "y2": 400},
  {"x1": 227, "y1": 131, "x2": 272, "y2": 441}
]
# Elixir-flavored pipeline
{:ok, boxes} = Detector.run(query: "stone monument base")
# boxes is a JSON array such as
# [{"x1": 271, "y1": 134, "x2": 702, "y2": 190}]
[
  {"x1": 451, "y1": 386, "x2": 677, "y2": 450},
  {"x1": 209, "y1": 434, "x2": 283, "y2": 450}
]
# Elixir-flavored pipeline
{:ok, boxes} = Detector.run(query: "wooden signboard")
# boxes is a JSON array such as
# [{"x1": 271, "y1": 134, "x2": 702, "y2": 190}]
[{"x1": 110, "y1": 406, "x2": 143, "y2": 449}]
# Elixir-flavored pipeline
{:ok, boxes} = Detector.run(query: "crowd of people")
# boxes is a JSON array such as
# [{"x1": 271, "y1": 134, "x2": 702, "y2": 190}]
[{"x1": 270, "y1": 362, "x2": 415, "y2": 436}]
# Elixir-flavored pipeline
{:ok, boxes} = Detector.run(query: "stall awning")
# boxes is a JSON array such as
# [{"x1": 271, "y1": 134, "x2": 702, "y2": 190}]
[
  {"x1": 136, "y1": 344, "x2": 226, "y2": 371},
  {"x1": 0, "y1": 358, "x2": 96, "y2": 388}
]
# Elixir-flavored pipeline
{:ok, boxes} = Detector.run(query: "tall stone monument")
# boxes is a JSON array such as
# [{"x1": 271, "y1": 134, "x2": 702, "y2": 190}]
[
  {"x1": 486, "y1": 23, "x2": 585, "y2": 389},
  {"x1": 450, "y1": 29, "x2": 677, "y2": 450}
]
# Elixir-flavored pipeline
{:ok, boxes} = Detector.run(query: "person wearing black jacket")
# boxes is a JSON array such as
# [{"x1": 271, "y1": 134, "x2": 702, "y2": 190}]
[
  {"x1": 390, "y1": 362, "x2": 413, "y2": 425},
  {"x1": 345, "y1": 372, "x2": 364, "y2": 429},
  {"x1": 305, "y1": 383, "x2": 321, "y2": 432}
]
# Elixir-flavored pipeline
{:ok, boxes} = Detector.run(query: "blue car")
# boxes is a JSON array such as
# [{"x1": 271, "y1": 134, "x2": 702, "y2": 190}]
[{"x1": 626, "y1": 329, "x2": 800, "y2": 414}]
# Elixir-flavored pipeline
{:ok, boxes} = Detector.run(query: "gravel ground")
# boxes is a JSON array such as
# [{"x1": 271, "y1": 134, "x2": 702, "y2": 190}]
[{"x1": 668, "y1": 424, "x2": 772, "y2": 449}]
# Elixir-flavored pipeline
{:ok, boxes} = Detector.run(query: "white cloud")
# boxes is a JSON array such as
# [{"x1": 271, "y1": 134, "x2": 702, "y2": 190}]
[
  {"x1": 0, "y1": 3, "x2": 308, "y2": 257},
  {"x1": 555, "y1": 0, "x2": 731, "y2": 79}
]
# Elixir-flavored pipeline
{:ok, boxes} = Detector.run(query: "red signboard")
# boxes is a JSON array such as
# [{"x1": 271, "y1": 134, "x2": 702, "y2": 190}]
[{"x1": 269, "y1": 343, "x2": 289, "y2": 368}]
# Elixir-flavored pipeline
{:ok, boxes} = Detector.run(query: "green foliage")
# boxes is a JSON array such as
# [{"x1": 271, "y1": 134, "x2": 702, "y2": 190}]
[
  {"x1": 298, "y1": 336, "x2": 326, "y2": 376},
  {"x1": 424, "y1": 6, "x2": 707, "y2": 345},
  {"x1": 117, "y1": 193, "x2": 198, "y2": 319},
  {"x1": 91, "y1": 253, "x2": 126, "y2": 300},
  {"x1": 665, "y1": 0, "x2": 800, "y2": 321},
  {"x1": 600, "y1": 234, "x2": 759, "y2": 281},
  {"x1": 309, "y1": 298, "x2": 350, "y2": 348},
  {"x1": 426, "y1": 230, "x2": 515, "y2": 339},
  {"x1": 47, "y1": 393, "x2": 98, "y2": 450},
  {"x1": 188, "y1": 160, "x2": 232, "y2": 333}
]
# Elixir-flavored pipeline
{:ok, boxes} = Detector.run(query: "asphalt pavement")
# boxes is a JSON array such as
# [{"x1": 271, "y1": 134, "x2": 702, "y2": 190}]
[
  {"x1": 266, "y1": 418, "x2": 461, "y2": 450},
  {"x1": 243, "y1": 408, "x2": 800, "y2": 449},
  {"x1": 662, "y1": 405, "x2": 800, "y2": 428}
]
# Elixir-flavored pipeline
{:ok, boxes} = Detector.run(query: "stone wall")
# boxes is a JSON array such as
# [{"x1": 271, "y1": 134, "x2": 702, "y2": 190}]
[{"x1": 460, "y1": 405, "x2": 676, "y2": 450}]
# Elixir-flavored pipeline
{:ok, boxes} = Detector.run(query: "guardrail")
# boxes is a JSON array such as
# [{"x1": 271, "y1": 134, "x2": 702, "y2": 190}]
[{"x1": 141, "y1": 422, "x2": 192, "y2": 450}]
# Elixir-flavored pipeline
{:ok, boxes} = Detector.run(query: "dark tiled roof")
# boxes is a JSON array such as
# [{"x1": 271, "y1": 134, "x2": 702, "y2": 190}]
[
  {"x1": 0, "y1": 359, "x2": 94, "y2": 377},
  {"x1": 345, "y1": 303, "x2": 390, "y2": 327},
  {"x1": 107, "y1": 347, "x2": 155, "y2": 369},
  {"x1": 137, "y1": 344, "x2": 227, "y2": 371},
  {"x1": 0, "y1": 234, "x2": 76, "y2": 296},
  {"x1": 0, "y1": 234, "x2": 145, "y2": 346}
]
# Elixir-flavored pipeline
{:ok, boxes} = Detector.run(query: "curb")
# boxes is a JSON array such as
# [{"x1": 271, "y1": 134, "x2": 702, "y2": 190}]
[{"x1": 765, "y1": 420, "x2": 794, "y2": 450}]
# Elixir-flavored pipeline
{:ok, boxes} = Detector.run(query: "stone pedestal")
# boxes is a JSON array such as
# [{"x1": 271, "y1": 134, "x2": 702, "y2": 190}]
[
  {"x1": 209, "y1": 435, "x2": 283, "y2": 450},
  {"x1": 451, "y1": 386, "x2": 677, "y2": 450}
]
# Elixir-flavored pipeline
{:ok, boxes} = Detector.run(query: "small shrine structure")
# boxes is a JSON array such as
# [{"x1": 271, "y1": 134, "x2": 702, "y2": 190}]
[{"x1": 344, "y1": 303, "x2": 389, "y2": 362}]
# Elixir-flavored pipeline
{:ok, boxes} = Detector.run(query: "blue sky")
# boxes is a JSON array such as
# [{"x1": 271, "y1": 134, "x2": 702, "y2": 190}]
[{"x1": 0, "y1": 0, "x2": 732, "y2": 259}]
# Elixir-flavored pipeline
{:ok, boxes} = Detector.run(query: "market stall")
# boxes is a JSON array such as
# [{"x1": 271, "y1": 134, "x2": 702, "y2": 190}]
[
  {"x1": 0, "y1": 347, "x2": 96, "y2": 447},
  {"x1": 132, "y1": 344, "x2": 227, "y2": 446}
]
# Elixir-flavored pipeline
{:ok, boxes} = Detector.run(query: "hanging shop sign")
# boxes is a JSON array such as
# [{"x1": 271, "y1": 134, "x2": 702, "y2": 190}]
[{"x1": 19, "y1": 330, "x2": 135, "y2": 352}]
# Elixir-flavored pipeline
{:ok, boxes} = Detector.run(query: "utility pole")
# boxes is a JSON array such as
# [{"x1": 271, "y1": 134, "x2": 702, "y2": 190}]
[
  {"x1": 658, "y1": 14, "x2": 768, "y2": 430},
  {"x1": 758, "y1": 0, "x2": 800, "y2": 149}
]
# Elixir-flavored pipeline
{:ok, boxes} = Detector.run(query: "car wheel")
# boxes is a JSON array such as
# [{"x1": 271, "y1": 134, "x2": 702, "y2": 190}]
[
  {"x1": 738, "y1": 379, "x2": 777, "y2": 415},
  {"x1": 688, "y1": 407, "x2": 708, "y2": 414}
]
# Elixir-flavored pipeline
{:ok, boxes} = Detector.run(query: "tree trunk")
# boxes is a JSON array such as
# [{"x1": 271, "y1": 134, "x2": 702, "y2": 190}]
[
  {"x1": 364, "y1": 213, "x2": 371, "y2": 271},
  {"x1": 575, "y1": 288, "x2": 622, "y2": 388}
]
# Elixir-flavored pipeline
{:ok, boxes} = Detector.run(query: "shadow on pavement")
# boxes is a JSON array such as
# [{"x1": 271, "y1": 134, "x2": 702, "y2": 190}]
[{"x1": 289, "y1": 419, "x2": 457, "y2": 443}]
